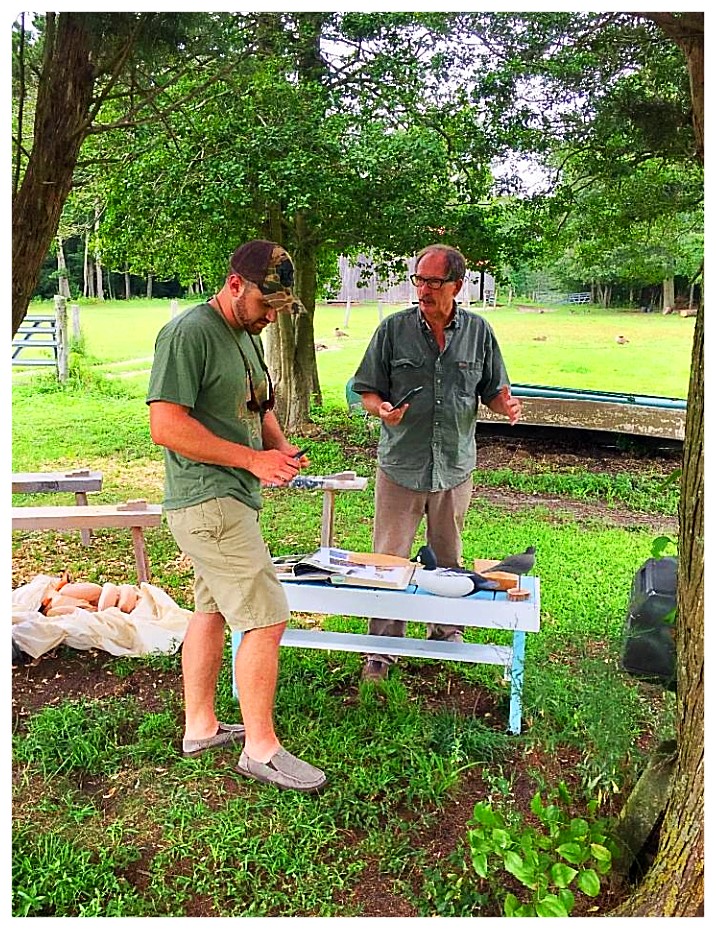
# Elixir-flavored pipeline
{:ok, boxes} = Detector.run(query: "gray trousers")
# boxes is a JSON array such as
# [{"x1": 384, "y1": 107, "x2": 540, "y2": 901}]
[{"x1": 367, "y1": 469, "x2": 473, "y2": 665}]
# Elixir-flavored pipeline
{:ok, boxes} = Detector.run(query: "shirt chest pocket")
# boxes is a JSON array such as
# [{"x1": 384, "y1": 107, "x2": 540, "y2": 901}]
[
  {"x1": 390, "y1": 357, "x2": 425, "y2": 394},
  {"x1": 456, "y1": 360, "x2": 483, "y2": 396}
]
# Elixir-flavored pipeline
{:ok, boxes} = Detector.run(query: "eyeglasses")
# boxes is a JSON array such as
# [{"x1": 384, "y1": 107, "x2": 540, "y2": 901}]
[{"x1": 410, "y1": 274, "x2": 454, "y2": 290}]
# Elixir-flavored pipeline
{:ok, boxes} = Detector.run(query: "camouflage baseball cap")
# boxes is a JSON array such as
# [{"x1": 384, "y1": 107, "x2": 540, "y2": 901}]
[{"x1": 230, "y1": 240, "x2": 307, "y2": 315}]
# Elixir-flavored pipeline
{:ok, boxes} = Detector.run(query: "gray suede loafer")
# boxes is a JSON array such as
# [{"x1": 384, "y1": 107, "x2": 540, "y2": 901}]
[
  {"x1": 237, "y1": 747, "x2": 327, "y2": 792},
  {"x1": 182, "y1": 721, "x2": 246, "y2": 757}
]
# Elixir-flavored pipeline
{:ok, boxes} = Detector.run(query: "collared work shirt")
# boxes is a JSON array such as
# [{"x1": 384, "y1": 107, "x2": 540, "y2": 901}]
[{"x1": 352, "y1": 304, "x2": 510, "y2": 492}]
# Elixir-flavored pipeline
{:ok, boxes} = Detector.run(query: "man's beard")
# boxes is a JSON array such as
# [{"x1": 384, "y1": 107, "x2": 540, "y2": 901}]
[{"x1": 230, "y1": 293, "x2": 266, "y2": 334}]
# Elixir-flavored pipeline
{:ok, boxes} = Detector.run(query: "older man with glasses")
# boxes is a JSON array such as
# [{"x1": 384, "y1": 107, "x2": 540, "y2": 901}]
[
  {"x1": 147, "y1": 240, "x2": 326, "y2": 792},
  {"x1": 352, "y1": 243, "x2": 522, "y2": 682}
]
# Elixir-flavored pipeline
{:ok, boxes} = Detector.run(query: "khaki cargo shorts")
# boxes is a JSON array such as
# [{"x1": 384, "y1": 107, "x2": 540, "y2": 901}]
[{"x1": 166, "y1": 496, "x2": 289, "y2": 633}]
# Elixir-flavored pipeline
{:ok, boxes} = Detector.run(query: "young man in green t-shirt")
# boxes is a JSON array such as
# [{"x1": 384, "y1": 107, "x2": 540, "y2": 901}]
[{"x1": 147, "y1": 240, "x2": 326, "y2": 792}]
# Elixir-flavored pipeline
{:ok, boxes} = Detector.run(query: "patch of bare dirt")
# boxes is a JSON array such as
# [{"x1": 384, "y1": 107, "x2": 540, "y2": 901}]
[
  {"x1": 475, "y1": 428, "x2": 680, "y2": 478},
  {"x1": 475, "y1": 485, "x2": 676, "y2": 534},
  {"x1": 12, "y1": 649, "x2": 183, "y2": 730},
  {"x1": 472, "y1": 430, "x2": 679, "y2": 534}
]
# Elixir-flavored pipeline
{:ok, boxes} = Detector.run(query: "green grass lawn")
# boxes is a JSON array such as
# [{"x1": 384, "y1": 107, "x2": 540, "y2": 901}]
[
  {"x1": 12, "y1": 297, "x2": 683, "y2": 917},
  {"x1": 19, "y1": 296, "x2": 695, "y2": 406}
]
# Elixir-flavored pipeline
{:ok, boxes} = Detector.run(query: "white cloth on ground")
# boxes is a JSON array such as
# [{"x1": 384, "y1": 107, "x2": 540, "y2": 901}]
[{"x1": 12, "y1": 574, "x2": 191, "y2": 659}]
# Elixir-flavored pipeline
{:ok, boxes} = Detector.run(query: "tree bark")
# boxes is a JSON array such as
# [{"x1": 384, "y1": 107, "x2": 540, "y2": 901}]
[
  {"x1": 611, "y1": 301, "x2": 704, "y2": 917},
  {"x1": 265, "y1": 238, "x2": 321, "y2": 434},
  {"x1": 95, "y1": 262, "x2": 105, "y2": 301},
  {"x1": 12, "y1": 14, "x2": 95, "y2": 335},
  {"x1": 83, "y1": 232, "x2": 91, "y2": 297},
  {"x1": 643, "y1": 13, "x2": 704, "y2": 158}
]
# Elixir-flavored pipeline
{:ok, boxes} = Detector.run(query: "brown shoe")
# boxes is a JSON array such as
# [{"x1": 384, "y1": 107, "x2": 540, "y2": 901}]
[
  {"x1": 361, "y1": 659, "x2": 389, "y2": 682},
  {"x1": 428, "y1": 630, "x2": 464, "y2": 645}
]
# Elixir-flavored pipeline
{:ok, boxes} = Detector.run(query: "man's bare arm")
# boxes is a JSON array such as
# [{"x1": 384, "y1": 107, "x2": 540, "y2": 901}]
[{"x1": 149, "y1": 401, "x2": 300, "y2": 484}]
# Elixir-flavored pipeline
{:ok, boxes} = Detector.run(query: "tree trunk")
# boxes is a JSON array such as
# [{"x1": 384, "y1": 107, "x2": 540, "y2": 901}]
[
  {"x1": 95, "y1": 261, "x2": 105, "y2": 301},
  {"x1": 94, "y1": 205, "x2": 104, "y2": 300},
  {"x1": 125, "y1": 269, "x2": 131, "y2": 299},
  {"x1": 84, "y1": 233, "x2": 92, "y2": 297},
  {"x1": 266, "y1": 239, "x2": 320, "y2": 434},
  {"x1": 11, "y1": 14, "x2": 95, "y2": 335},
  {"x1": 86, "y1": 256, "x2": 96, "y2": 299},
  {"x1": 662, "y1": 276, "x2": 675, "y2": 313},
  {"x1": 146, "y1": 273, "x2": 153, "y2": 299},
  {"x1": 611, "y1": 302, "x2": 704, "y2": 917},
  {"x1": 610, "y1": 13, "x2": 703, "y2": 917},
  {"x1": 56, "y1": 236, "x2": 71, "y2": 298}
]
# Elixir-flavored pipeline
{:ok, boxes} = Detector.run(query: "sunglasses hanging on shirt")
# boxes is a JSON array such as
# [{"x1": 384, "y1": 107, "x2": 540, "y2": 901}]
[{"x1": 234, "y1": 336, "x2": 275, "y2": 413}]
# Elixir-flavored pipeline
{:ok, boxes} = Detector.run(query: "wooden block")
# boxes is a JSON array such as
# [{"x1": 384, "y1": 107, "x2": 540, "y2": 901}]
[
  {"x1": 116, "y1": 500, "x2": 148, "y2": 511},
  {"x1": 508, "y1": 588, "x2": 531, "y2": 601},
  {"x1": 321, "y1": 476, "x2": 368, "y2": 490},
  {"x1": 474, "y1": 558, "x2": 501, "y2": 572},
  {"x1": 473, "y1": 560, "x2": 518, "y2": 590},
  {"x1": 342, "y1": 551, "x2": 413, "y2": 567}
]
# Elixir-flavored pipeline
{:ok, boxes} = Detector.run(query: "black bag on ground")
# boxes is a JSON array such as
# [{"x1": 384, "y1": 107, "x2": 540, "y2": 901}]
[{"x1": 621, "y1": 557, "x2": 677, "y2": 691}]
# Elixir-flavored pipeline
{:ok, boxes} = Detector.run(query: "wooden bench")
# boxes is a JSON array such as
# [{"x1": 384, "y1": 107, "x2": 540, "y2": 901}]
[
  {"x1": 12, "y1": 469, "x2": 103, "y2": 545},
  {"x1": 232, "y1": 575, "x2": 540, "y2": 733},
  {"x1": 11, "y1": 500, "x2": 162, "y2": 583}
]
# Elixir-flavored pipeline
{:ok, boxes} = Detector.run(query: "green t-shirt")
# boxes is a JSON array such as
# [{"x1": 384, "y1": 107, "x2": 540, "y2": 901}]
[{"x1": 146, "y1": 303, "x2": 268, "y2": 511}]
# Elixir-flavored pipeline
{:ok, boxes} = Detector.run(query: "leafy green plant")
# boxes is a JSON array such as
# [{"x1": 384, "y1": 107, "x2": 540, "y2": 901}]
[
  {"x1": 466, "y1": 784, "x2": 618, "y2": 917},
  {"x1": 652, "y1": 534, "x2": 677, "y2": 558},
  {"x1": 420, "y1": 850, "x2": 492, "y2": 916}
]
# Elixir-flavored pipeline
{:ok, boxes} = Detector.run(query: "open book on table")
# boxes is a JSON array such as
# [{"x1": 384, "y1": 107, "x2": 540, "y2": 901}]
[{"x1": 272, "y1": 547, "x2": 416, "y2": 590}]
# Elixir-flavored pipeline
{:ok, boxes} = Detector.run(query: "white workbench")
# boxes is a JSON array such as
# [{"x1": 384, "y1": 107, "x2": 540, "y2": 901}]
[{"x1": 232, "y1": 575, "x2": 540, "y2": 733}]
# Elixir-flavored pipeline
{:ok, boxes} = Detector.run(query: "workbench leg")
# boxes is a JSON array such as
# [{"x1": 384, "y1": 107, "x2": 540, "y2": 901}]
[
  {"x1": 74, "y1": 491, "x2": 92, "y2": 546},
  {"x1": 131, "y1": 527, "x2": 150, "y2": 584},
  {"x1": 320, "y1": 490, "x2": 336, "y2": 547},
  {"x1": 508, "y1": 631, "x2": 526, "y2": 734}
]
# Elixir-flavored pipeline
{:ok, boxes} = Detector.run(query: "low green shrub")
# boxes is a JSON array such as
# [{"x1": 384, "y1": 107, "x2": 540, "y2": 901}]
[{"x1": 467, "y1": 784, "x2": 618, "y2": 917}]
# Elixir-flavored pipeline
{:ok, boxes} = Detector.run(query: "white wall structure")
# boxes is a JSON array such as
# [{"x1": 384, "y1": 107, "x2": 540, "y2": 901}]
[{"x1": 333, "y1": 254, "x2": 495, "y2": 306}]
